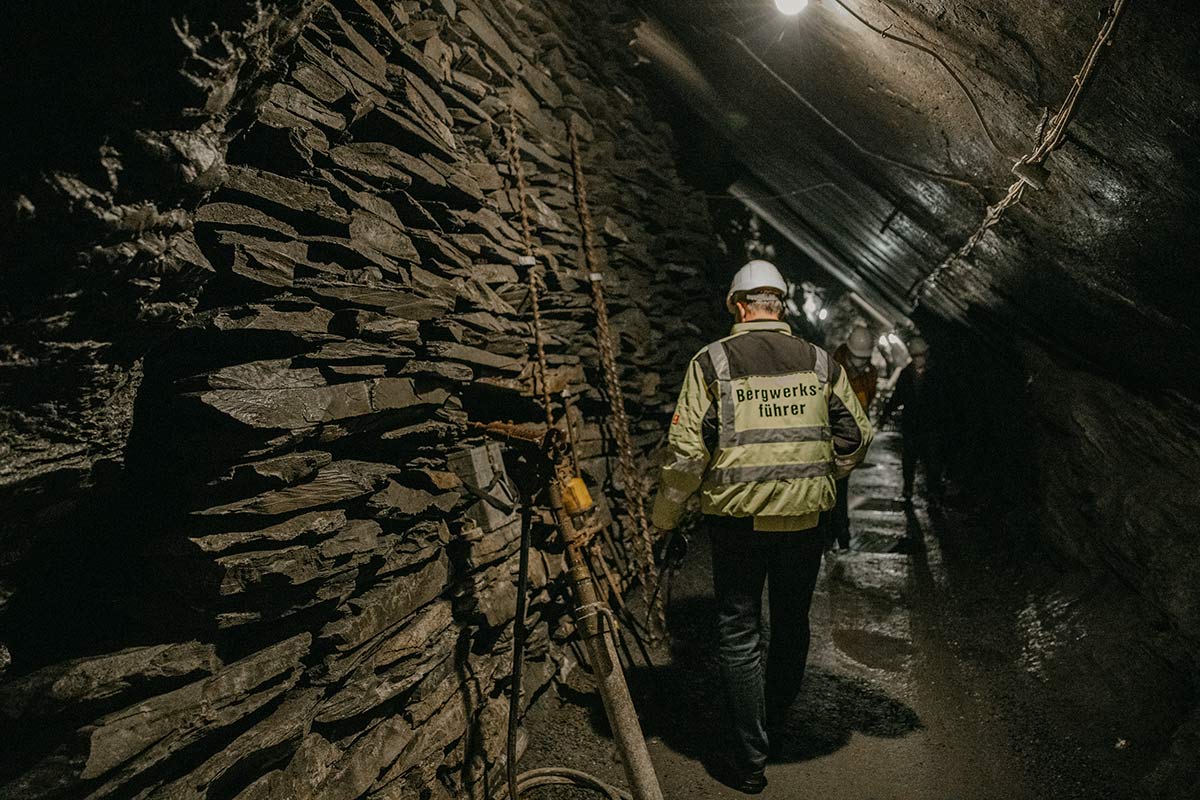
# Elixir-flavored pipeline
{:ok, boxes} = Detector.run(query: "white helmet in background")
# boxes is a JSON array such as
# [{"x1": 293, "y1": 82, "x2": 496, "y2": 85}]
[
  {"x1": 908, "y1": 337, "x2": 929, "y2": 356},
  {"x1": 726, "y1": 259, "x2": 787, "y2": 313},
  {"x1": 847, "y1": 325, "x2": 873, "y2": 358}
]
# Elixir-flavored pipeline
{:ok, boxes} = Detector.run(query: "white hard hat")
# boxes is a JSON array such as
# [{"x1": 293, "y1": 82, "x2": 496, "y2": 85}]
[
  {"x1": 908, "y1": 337, "x2": 929, "y2": 356},
  {"x1": 726, "y1": 259, "x2": 787, "y2": 313},
  {"x1": 847, "y1": 326, "x2": 873, "y2": 358}
]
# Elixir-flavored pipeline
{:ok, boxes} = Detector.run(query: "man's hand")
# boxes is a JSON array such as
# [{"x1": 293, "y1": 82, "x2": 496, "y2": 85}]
[
  {"x1": 654, "y1": 527, "x2": 689, "y2": 569},
  {"x1": 833, "y1": 452, "x2": 860, "y2": 480}
]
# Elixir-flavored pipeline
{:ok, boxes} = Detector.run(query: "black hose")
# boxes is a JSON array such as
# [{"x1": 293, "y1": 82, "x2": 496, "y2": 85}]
[
  {"x1": 506, "y1": 503, "x2": 533, "y2": 800},
  {"x1": 517, "y1": 767, "x2": 633, "y2": 800},
  {"x1": 502, "y1": 491, "x2": 637, "y2": 800}
]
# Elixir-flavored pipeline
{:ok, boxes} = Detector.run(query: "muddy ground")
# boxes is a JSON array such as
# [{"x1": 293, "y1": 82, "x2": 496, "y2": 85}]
[{"x1": 515, "y1": 431, "x2": 1192, "y2": 799}]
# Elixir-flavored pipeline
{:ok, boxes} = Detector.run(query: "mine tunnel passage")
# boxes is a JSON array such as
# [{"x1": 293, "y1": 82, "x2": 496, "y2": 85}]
[
  {"x1": 520, "y1": 432, "x2": 1191, "y2": 800},
  {"x1": 1, "y1": 0, "x2": 1199, "y2": 799}
]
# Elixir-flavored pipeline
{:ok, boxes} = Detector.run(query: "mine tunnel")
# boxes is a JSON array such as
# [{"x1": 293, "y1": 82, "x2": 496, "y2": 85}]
[{"x1": 1, "y1": 0, "x2": 1198, "y2": 798}]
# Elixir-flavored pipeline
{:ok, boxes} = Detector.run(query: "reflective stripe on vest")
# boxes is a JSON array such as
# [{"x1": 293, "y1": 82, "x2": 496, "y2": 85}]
[
  {"x1": 814, "y1": 345, "x2": 829, "y2": 385},
  {"x1": 706, "y1": 340, "x2": 737, "y2": 448},
  {"x1": 708, "y1": 461, "x2": 833, "y2": 485},
  {"x1": 705, "y1": 339, "x2": 833, "y2": 449},
  {"x1": 733, "y1": 426, "x2": 833, "y2": 444}
]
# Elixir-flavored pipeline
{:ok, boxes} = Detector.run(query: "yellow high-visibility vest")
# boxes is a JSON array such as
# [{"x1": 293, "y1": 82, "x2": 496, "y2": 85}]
[{"x1": 652, "y1": 320, "x2": 873, "y2": 532}]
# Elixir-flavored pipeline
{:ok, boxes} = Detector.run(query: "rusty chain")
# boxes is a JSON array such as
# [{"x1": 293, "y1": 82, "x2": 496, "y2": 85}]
[
  {"x1": 567, "y1": 117, "x2": 665, "y2": 636},
  {"x1": 505, "y1": 106, "x2": 555, "y2": 430},
  {"x1": 506, "y1": 107, "x2": 643, "y2": 629}
]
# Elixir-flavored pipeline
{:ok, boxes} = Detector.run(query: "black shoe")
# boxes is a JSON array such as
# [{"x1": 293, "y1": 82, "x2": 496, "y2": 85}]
[
  {"x1": 709, "y1": 756, "x2": 768, "y2": 794},
  {"x1": 736, "y1": 770, "x2": 768, "y2": 795}
]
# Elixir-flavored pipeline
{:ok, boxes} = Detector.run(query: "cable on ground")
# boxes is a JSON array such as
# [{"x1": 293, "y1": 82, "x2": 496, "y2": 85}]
[{"x1": 513, "y1": 767, "x2": 633, "y2": 800}]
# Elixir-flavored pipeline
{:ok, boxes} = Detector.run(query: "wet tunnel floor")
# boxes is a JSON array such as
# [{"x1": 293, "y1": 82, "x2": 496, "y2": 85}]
[{"x1": 518, "y1": 432, "x2": 1167, "y2": 799}]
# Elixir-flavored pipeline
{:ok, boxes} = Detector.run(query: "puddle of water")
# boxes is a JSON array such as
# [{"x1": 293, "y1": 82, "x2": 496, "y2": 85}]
[
  {"x1": 852, "y1": 496, "x2": 910, "y2": 514},
  {"x1": 852, "y1": 528, "x2": 913, "y2": 554},
  {"x1": 832, "y1": 627, "x2": 916, "y2": 672}
]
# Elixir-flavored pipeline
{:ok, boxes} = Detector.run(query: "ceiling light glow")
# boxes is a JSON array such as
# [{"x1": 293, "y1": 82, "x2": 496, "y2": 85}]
[
  {"x1": 818, "y1": 308, "x2": 829, "y2": 320},
  {"x1": 775, "y1": 0, "x2": 809, "y2": 15}
]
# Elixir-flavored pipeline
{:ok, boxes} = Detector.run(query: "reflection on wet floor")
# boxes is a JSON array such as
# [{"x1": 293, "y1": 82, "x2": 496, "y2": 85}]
[
  {"x1": 750, "y1": 433, "x2": 1033, "y2": 798},
  {"x1": 849, "y1": 495, "x2": 909, "y2": 514},
  {"x1": 827, "y1": 627, "x2": 915, "y2": 673},
  {"x1": 519, "y1": 430, "x2": 1181, "y2": 799}
]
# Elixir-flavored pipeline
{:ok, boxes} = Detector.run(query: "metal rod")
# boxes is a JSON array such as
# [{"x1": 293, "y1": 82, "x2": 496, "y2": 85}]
[
  {"x1": 561, "y1": 387, "x2": 582, "y2": 479},
  {"x1": 548, "y1": 456, "x2": 665, "y2": 800}
]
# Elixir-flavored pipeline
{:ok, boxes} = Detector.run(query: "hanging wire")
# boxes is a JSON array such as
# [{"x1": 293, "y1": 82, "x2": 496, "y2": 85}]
[
  {"x1": 830, "y1": 0, "x2": 1012, "y2": 158},
  {"x1": 916, "y1": 0, "x2": 1131, "y2": 299},
  {"x1": 505, "y1": 106, "x2": 556, "y2": 430},
  {"x1": 499, "y1": 107, "x2": 645, "y2": 800},
  {"x1": 726, "y1": 32, "x2": 989, "y2": 196}
]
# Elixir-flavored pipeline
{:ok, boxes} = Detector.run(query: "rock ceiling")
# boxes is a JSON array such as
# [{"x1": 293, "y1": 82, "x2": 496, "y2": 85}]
[{"x1": 637, "y1": 0, "x2": 1200, "y2": 393}]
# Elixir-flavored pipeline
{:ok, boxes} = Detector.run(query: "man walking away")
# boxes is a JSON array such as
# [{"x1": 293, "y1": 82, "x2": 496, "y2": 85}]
[
  {"x1": 878, "y1": 336, "x2": 941, "y2": 501},
  {"x1": 651, "y1": 260, "x2": 873, "y2": 794},
  {"x1": 828, "y1": 325, "x2": 879, "y2": 550}
]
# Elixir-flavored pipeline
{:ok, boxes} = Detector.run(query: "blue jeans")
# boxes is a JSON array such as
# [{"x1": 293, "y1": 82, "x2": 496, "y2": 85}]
[{"x1": 710, "y1": 517, "x2": 826, "y2": 772}]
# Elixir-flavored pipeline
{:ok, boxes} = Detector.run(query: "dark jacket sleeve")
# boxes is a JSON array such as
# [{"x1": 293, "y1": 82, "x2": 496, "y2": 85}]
[
  {"x1": 879, "y1": 367, "x2": 911, "y2": 427},
  {"x1": 828, "y1": 363, "x2": 862, "y2": 455},
  {"x1": 826, "y1": 360, "x2": 873, "y2": 478}
]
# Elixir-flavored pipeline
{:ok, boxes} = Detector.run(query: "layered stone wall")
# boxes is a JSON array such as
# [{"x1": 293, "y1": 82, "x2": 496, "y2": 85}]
[{"x1": 0, "y1": 2, "x2": 721, "y2": 798}]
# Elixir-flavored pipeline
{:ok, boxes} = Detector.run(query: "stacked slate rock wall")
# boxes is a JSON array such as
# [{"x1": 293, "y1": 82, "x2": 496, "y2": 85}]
[{"x1": 0, "y1": 2, "x2": 722, "y2": 798}]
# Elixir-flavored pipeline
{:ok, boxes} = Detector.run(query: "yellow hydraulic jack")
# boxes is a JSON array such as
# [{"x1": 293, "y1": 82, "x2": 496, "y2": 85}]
[{"x1": 478, "y1": 422, "x2": 664, "y2": 800}]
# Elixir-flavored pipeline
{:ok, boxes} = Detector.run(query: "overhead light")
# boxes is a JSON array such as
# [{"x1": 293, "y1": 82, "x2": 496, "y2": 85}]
[
  {"x1": 818, "y1": 308, "x2": 829, "y2": 320},
  {"x1": 775, "y1": 0, "x2": 809, "y2": 15},
  {"x1": 887, "y1": 333, "x2": 903, "y2": 345},
  {"x1": 878, "y1": 335, "x2": 889, "y2": 347}
]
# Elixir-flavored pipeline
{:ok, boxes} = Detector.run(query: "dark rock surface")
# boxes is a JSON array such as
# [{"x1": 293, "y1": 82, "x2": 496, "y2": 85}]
[
  {"x1": 3, "y1": 0, "x2": 1198, "y2": 797},
  {"x1": 918, "y1": 322, "x2": 1200, "y2": 795},
  {"x1": 1, "y1": 1, "x2": 721, "y2": 797}
]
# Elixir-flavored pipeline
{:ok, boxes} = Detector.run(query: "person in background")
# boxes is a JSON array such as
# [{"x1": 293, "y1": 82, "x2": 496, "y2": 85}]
[
  {"x1": 651, "y1": 260, "x2": 873, "y2": 794},
  {"x1": 877, "y1": 336, "x2": 941, "y2": 501},
  {"x1": 827, "y1": 325, "x2": 879, "y2": 549}
]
